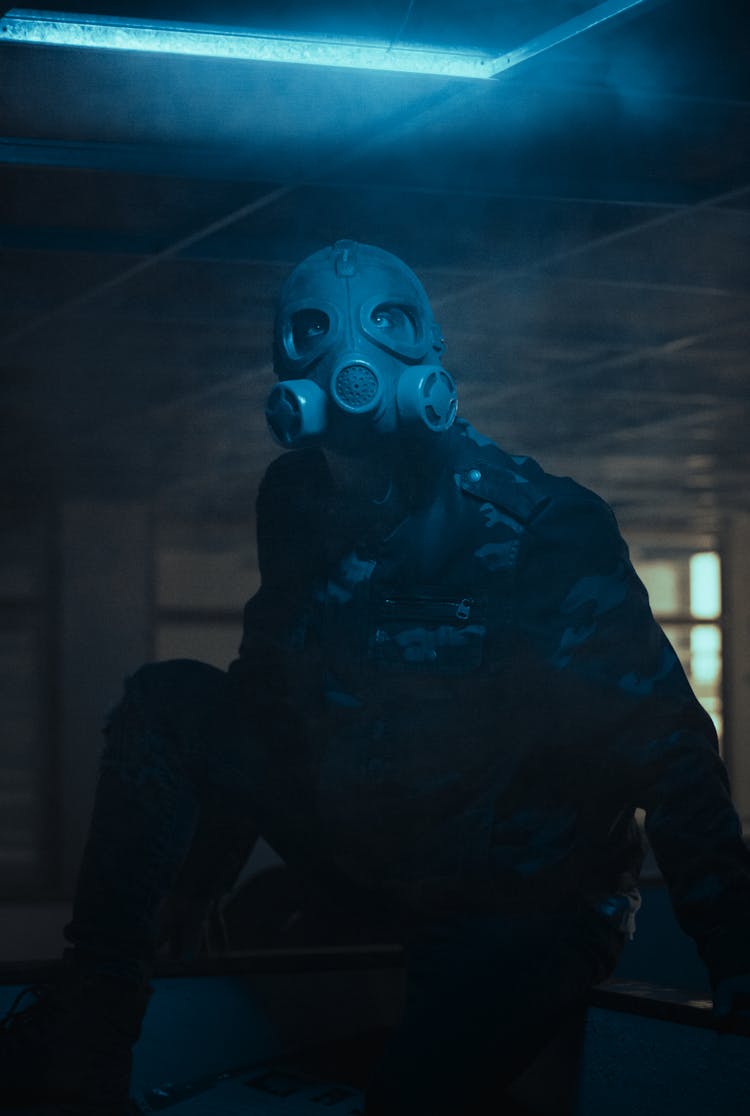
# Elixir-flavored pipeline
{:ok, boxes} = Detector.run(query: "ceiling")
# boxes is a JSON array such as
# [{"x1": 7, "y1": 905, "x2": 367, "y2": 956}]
[{"x1": 1, "y1": 0, "x2": 749, "y2": 543}]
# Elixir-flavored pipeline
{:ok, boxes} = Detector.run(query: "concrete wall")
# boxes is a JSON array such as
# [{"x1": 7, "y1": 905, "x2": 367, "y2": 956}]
[{"x1": 58, "y1": 499, "x2": 153, "y2": 891}]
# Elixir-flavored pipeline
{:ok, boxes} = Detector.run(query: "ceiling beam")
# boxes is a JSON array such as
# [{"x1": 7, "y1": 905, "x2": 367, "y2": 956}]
[
  {"x1": 3, "y1": 227, "x2": 748, "y2": 304},
  {"x1": 432, "y1": 183, "x2": 750, "y2": 314},
  {"x1": 0, "y1": 79, "x2": 487, "y2": 351},
  {"x1": 4, "y1": 135, "x2": 749, "y2": 218},
  {"x1": 4, "y1": 174, "x2": 747, "y2": 352}
]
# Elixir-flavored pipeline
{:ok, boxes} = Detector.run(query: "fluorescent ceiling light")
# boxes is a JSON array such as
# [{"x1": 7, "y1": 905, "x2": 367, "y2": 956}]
[{"x1": 0, "y1": 3, "x2": 647, "y2": 80}]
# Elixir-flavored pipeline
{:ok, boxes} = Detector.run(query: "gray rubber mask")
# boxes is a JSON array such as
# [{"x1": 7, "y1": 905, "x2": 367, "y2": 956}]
[{"x1": 266, "y1": 240, "x2": 457, "y2": 454}]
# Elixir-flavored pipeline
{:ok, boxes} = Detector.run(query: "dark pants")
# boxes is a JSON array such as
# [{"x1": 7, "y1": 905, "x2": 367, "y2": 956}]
[
  {"x1": 65, "y1": 658, "x2": 624, "y2": 1114},
  {"x1": 66, "y1": 660, "x2": 262, "y2": 968},
  {"x1": 368, "y1": 906, "x2": 622, "y2": 1114}
]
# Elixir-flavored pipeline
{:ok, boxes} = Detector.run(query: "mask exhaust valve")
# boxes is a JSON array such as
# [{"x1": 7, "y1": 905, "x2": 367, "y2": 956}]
[{"x1": 331, "y1": 362, "x2": 383, "y2": 414}]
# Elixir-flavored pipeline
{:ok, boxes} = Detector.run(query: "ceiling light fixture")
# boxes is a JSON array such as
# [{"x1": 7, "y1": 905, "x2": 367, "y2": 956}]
[{"x1": 0, "y1": 3, "x2": 646, "y2": 80}]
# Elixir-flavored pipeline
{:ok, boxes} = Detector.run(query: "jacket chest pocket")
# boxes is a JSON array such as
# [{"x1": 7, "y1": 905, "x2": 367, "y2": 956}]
[{"x1": 368, "y1": 593, "x2": 487, "y2": 674}]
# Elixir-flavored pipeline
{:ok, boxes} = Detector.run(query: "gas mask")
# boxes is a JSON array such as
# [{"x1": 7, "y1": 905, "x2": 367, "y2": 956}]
[{"x1": 265, "y1": 240, "x2": 457, "y2": 454}]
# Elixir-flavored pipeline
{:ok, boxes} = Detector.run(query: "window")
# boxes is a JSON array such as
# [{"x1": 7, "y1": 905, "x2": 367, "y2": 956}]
[{"x1": 634, "y1": 549, "x2": 723, "y2": 745}]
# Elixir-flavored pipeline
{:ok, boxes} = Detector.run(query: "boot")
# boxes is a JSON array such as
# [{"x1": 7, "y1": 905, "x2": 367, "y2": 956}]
[{"x1": 0, "y1": 960, "x2": 151, "y2": 1114}]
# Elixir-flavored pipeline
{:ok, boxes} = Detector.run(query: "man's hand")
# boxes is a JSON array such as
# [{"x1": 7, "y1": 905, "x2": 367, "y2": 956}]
[{"x1": 713, "y1": 974, "x2": 750, "y2": 1019}]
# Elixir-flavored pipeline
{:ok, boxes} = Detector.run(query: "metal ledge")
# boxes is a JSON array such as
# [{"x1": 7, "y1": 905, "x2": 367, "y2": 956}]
[{"x1": 2, "y1": 949, "x2": 750, "y2": 1036}]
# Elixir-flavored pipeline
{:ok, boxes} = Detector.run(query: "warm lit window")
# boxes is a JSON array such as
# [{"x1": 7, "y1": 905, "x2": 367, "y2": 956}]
[{"x1": 634, "y1": 550, "x2": 723, "y2": 745}]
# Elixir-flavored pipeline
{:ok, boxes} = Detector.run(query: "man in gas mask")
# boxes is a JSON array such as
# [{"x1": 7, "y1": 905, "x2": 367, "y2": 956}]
[{"x1": 2, "y1": 240, "x2": 750, "y2": 1115}]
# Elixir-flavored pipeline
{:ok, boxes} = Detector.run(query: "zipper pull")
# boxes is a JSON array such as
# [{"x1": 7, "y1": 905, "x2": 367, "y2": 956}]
[{"x1": 456, "y1": 597, "x2": 472, "y2": 620}]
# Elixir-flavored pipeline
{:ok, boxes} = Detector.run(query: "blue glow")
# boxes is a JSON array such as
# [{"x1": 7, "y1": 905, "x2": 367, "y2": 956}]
[
  {"x1": 0, "y1": 8, "x2": 495, "y2": 78},
  {"x1": 1, "y1": 3, "x2": 647, "y2": 80}
]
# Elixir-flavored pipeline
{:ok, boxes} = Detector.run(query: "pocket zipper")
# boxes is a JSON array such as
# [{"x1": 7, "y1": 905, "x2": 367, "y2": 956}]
[{"x1": 381, "y1": 596, "x2": 474, "y2": 622}]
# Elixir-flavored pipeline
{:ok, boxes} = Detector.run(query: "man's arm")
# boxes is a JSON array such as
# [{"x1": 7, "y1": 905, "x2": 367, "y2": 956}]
[
  {"x1": 231, "y1": 449, "x2": 331, "y2": 700},
  {"x1": 516, "y1": 483, "x2": 750, "y2": 1008}
]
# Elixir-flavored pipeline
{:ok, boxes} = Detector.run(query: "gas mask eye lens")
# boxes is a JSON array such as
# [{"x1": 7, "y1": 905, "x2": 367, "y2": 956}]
[
  {"x1": 290, "y1": 308, "x2": 330, "y2": 357},
  {"x1": 370, "y1": 305, "x2": 416, "y2": 346}
]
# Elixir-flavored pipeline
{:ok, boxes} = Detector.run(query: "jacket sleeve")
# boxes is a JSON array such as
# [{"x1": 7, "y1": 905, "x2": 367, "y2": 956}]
[
  {"x1": 516, "y1": 482, "x2": 750, "y2": 985},
  {"x1": 232, "y1": 450, "x2": 330, "y2": 692}
]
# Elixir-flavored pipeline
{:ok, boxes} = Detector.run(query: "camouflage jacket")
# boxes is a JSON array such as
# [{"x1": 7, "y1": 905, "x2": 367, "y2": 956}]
[{"x1": 230, "y1": 420, "x2": 750, "y2": 983}]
